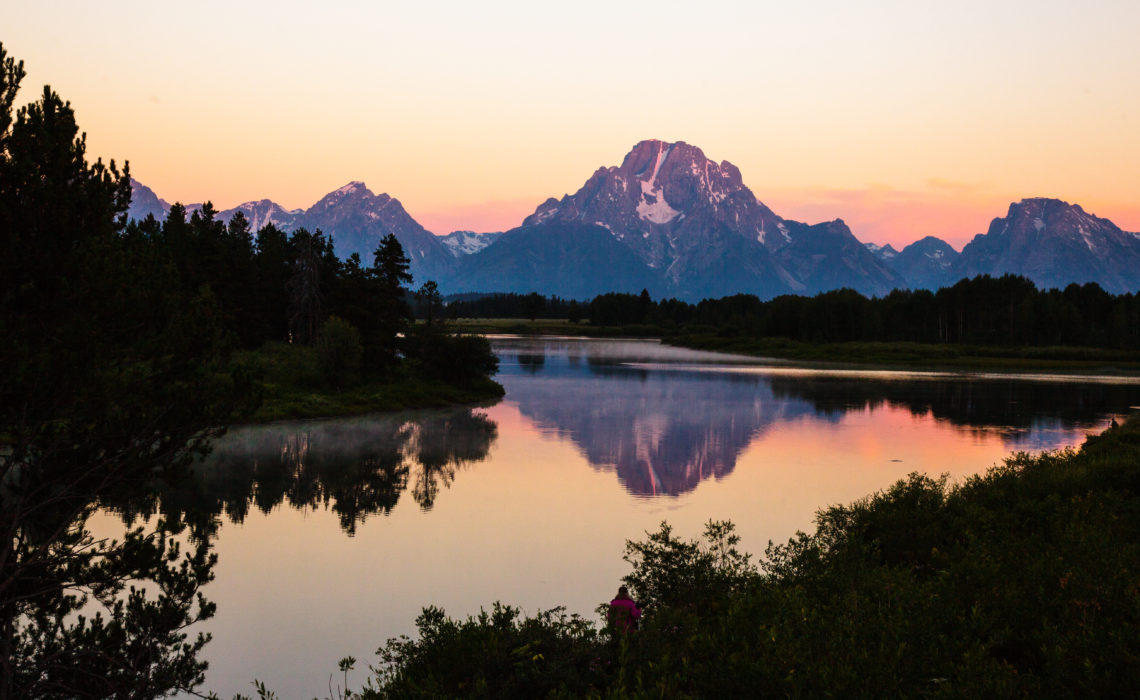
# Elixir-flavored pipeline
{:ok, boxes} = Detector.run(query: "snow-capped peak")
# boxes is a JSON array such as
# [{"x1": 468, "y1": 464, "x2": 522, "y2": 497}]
[{"x1": 332, "y1": 181, "x2": 368, "y2": 197}]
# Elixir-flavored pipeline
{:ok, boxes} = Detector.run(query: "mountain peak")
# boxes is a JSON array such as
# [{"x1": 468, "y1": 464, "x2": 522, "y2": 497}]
[
  {"x1": 331, "y1": 181, "x2": 371, "y2": 197},
  {"x1": 522, "y1": 138, "x2": 773, "y2": 240}
]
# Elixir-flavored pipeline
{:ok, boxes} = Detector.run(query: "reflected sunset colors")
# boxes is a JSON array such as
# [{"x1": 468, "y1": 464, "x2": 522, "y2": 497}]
[{"x1": 97, "y1": 336, "x2": 1133, "y2": 697}]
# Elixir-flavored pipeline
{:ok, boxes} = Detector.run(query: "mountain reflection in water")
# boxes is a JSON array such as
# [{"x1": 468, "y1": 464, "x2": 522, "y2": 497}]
[
  {"x1": 110, "y1": 408, "x2": 497, "y2": 537},
  {"x1": 493, "y1": 337, "x2": 1136, "y2": 498}
]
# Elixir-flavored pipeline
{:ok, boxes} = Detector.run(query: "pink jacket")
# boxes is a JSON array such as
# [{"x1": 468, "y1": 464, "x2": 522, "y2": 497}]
[{"x1": 608, "y1": 598, "x2": 642, "y2": 631}]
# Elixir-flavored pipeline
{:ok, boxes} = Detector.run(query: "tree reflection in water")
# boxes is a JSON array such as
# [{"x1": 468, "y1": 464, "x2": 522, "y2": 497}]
[{"x1": 107, "y1": 408, "x2": 497, "y2": 538}]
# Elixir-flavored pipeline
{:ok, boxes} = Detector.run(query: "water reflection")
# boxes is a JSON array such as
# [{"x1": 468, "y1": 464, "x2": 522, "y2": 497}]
[
  {"x1": 109, "y1": 408, "x2": 497, "y2": 536},
  {"x1": 766, "y1": 375, "x2": 1132, "y2": 447},
  {"x1": 492, "y1": 337, "x2": 1137, "y2": 497}
]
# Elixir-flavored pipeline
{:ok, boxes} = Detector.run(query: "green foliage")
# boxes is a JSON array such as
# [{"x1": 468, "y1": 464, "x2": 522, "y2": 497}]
[
  {"x1": 402, "y1": 326, "x2": 500, "y2": 388},
  {"x1": 316, "y1": 316, "x2": 363, "y2": 389},
  {"x1": 369, "y1": 233, "x2": 414, "y2": 369},
  {"x1": 368, "y1": 604, "x2": 604, "y2": 699},
  {"x1": 413, "y1": 280, "x2": 442, "y2": 325},
  {"x1": 231, "y1": 342, "x2": 503, "y2": 423},
  {"x1": 9, "y1": 520, "x2": 217, "y2": 698},
  {"x1": 286, "y1": 228, "x2": 333, "y2": 345},
  {"x1": 621, "y1": 520, "x2": 756, "y2": 614},
  {"x1": 0, "y1": 42, "x2": 253, "y2": 697}
]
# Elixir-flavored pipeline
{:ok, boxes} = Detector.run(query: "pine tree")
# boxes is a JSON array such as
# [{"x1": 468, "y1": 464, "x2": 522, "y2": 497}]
[
  {"x1": 370, "y1": 233, "x2": 413, "y2": 369},
  {"x1": 287, "y1": 227, "x2": 327, "y2": 345},
  {"x1": 0, "y1": 42, "x2": 250, "y2": 698}
]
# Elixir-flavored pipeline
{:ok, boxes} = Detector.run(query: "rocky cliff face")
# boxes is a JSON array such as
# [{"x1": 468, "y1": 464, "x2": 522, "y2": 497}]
[
  {"x1": 953, "y1": 198, "x2": 1140, "y2": 293},
  {"x1": 516, "y1": 140, "x2": 793, "y2": 298},
  {"x1": 773, "y1": 219, "x2": 907, "y2": 296}
]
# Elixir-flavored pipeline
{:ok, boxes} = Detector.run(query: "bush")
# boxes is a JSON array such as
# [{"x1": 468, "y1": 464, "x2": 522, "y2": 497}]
[
  {"x1": 402, "y1": 326, "x2": 499, "y2": 387},
  {"x1": 368, "y1": 604, "x2": 605, "y2": 699}
]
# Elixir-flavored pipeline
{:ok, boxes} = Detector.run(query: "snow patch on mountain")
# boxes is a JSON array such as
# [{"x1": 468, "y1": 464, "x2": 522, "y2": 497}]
[
  {"x1": 333, "y1": 181, "x2": 366, "y2": 196},
  {"x1": 636, "y1": 142, "x2": 680, "y2": 224},
  {"x1": 637, "y1": 186, "x2": 680, "y2": 224},
  {"x1": 441, "y1": 230, "x2": 503, "y2": 257},
  {"x1": 1078, "y1": 224, "x2": 1095, "y2": 251},
  {"x1": 864, "y1": 242, "x2": 901, "y2": 262}
]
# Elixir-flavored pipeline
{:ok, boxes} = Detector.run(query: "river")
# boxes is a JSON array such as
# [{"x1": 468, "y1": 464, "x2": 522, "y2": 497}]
[{"x1": 94, "y1": 336, "x2": 1139, "y2": 697}]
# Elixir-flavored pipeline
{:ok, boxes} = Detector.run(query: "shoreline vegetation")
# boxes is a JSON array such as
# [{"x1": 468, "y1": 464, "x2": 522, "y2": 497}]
[
  {"x1": 447, "y1": 318, "x2": 1140, "y2": 374},
  {"x1": 324, "y1": 414, "x2": 1140, "y2": 699},
  {"x1": 443, "y1": 278, "x2": 1140, "y2": 376},
  {"x1": 233, "y1": 340, "x2": 504, "y2": 424}
]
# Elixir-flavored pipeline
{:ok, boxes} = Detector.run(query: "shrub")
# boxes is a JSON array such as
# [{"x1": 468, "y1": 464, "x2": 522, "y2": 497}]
[
  {"x1": 316, "y1": 316, "x2": 362, "y2": 389},
  {"x1": 402, "y1": 326, "x2": 499, "y2": 387}
]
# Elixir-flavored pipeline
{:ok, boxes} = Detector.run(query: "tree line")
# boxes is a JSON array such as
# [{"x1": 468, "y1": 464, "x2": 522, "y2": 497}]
[
  {"x1": 450, "y1": 276, "x2": 1140, "y2": 349},
  {"x1": 444, "y1": 291, "x2": 586, "y2": 322}
]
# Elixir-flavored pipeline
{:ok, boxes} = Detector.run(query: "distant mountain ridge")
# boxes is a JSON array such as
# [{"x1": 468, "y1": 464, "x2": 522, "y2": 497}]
[
  {"x1": 128, "y1": 178, "x2": 453, "y2": 283},
  {"x1": 129, "y1": 143, "x2": 1140, "y2": 301}
]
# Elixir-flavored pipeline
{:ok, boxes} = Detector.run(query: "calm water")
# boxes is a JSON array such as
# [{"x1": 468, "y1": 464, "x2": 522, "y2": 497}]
[{"x1": 95, "y1": 336, "x2": 1139, "y2": 697}]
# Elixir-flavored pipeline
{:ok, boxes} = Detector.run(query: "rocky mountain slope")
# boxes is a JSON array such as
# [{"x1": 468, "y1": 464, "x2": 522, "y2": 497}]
[
  {"x1": 888, "y1": 236, "x2": 960, "y2": 290},
  {"x1": 950, "y1": 198, "x2": 1140, "y2": 294},
  {"x1": 455, "y1": 140, "x2": 901, "y2": 301},
  {"x1": 129, "y1": 159, "x2": 1140, "y2": 301}
]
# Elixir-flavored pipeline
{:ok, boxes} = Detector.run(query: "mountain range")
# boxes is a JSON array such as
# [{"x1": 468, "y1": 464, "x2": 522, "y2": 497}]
[{"x1": 129, "y1": 140, "x2": 1140, "y2": 301}]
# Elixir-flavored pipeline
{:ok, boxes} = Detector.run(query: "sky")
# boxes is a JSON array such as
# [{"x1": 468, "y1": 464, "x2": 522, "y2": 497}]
[{"x1": 5, "y1": 0, "x2": 1139, "y2": 249}]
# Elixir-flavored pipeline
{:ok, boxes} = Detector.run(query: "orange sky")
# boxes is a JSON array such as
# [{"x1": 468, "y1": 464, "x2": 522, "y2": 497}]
[{"x1": 6, "y1": 1, "x2": 1139, "y2": 249}]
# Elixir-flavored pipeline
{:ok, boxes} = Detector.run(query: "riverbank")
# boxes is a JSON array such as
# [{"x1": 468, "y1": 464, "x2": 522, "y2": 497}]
[
  {"x1": 448, "y1": 319, "x2": 1140, "y2": 373},
  {"x1": 363, "y1": 413, "x2": 1140, "y2": 698},
  {"x1": 232, "y1": 341, "x2": 504, "y2": 423}
]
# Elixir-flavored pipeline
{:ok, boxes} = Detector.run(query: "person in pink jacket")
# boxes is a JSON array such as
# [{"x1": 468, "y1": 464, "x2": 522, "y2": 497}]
[{"x1": 608, "y1": 585, "x2": 642, "y2": 632}]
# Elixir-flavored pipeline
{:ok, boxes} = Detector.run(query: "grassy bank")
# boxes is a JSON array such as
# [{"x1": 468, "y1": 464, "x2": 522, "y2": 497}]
[
  {"x1": 231, "y1": 342, "x2": 504, "y2": 423},
  {"x1": 353, "y1": 415, "x2": 1140, "y2": 698}
]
